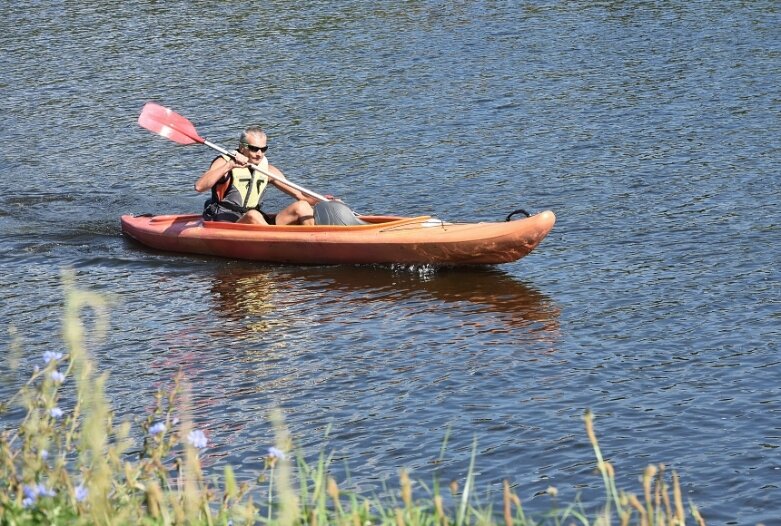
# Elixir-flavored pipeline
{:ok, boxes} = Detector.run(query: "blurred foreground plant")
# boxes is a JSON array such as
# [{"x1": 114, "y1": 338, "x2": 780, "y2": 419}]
[
  {"x1": 0, "y1": 271, "x2": 706, "y2": 525},
  {"x1": 0, "y1": 270, "x2": 258, "y2": 524}
]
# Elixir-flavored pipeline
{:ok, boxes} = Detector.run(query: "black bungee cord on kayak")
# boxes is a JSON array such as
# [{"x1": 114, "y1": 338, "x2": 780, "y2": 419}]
[{"x1": 505, "y1": 208, "x2": 530, "y2": 221}]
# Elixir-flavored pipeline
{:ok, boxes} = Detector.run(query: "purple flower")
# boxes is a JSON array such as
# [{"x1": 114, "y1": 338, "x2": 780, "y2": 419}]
[
  {"x1": 43, "y1": 351, "x2": 64, "y2": 365},
  {"x1": 50, "y1": 371, "x2": 65, "y2": 383},
  {"x1": 40, "y1": 449, "x2": 49, "y2": 460},
  {"x1": 50, "y1": 407, "x2": 64, "y2": 419},
  {"x1": 268, "y1": 447, "x2": 286, "y2": 460},
  {"x1": 75, "y1": 484, "x2": 88, "y2": 502},
  {"x1": 37, "y1": 484, "x2": 55, "y2": 498},
  {"x1": 23, "y1": 485, "x2": 39, "y2": 500},
  {"x1": 149, "y1": 422, "x2": 166, "y2": 435},
  {"x1": 187, "y1": 429, "x2": 208, "y2": 449},
  {"x1": 22, "y1": 483, "x2": 55, "y2": 506}
]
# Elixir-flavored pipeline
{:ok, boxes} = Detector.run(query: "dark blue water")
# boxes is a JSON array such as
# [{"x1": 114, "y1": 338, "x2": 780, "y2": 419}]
[{"x1": 1, "y1": 2, "x2": 779, "y2": 523}]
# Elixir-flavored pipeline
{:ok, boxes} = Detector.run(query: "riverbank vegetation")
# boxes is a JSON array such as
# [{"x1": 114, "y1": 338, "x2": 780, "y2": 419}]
[{"x1": 1, "y1": 274, "x2": 706, "y2": 524}]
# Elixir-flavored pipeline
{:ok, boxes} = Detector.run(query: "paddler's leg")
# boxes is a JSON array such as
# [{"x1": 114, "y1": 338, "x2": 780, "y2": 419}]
[
  {"x1": 237, "y1": 210, "x2": 270, "y2": 225},
  {"x1": 275, "y1": 200, "x2": 315, "y2": 226}
]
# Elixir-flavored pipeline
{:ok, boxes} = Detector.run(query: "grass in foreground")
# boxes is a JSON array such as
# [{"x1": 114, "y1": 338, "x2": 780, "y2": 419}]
[{"x1": 0, "y1": 271, "x2": 706, "y2": 525}]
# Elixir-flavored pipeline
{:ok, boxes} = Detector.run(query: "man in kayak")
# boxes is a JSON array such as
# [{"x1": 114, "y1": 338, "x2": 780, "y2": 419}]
[{"x1": 195, "y1": 126, "x2": 315, "y2": 225}]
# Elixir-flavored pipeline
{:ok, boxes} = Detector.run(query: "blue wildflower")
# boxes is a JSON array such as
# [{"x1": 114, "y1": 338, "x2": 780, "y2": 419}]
[
  {"x1": 37, "y1": 484, "x2": 55, "y2": 498},
  {"x1": 50, "y1": 370, "x2": 65, "y2": 383},
  {"x1": 43, "y1": 351, "x2": 64, "y2": 365},
  {"x1": 187, "y1": 429, "x2": 208, "y2": 449},
  {"x1": 50, "y1": 407, "x2": 64, "y2": 419},
  {"x1": 22, "y1": 483, "x2": 55, "y2": 506},
  {"x1": 268, "y1": 447, "x2": 286, "y2": 460},
  {"x1": 75, "y1": 484, "x2": 88, "y2": 502},
  {"x1": 149, "y1": 422, "x2": 166, "y2": 435},
  {"x1": 23, "y1": 485, "x2": 38, "y2": 500}
]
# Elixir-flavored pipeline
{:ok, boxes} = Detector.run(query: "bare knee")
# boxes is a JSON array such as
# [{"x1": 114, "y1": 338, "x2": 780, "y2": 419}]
[
  {"x1": 294, "y1": 201, "x2": 315, "y2": 225},
  {"x1": 293, "y1": 200, "x2": 313, "y2": 217},
  {"x1": 277, "y1": 200, "x2": 314, "y2": 225}
]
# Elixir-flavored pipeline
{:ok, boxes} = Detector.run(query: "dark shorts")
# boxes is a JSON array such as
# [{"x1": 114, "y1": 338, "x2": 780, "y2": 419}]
[
  {"x1": 260, "y1": 210, "x2": 276, "y2": 225},
  {"x1": 203, "y1": 202, "x2": 275, "y2": 224}
]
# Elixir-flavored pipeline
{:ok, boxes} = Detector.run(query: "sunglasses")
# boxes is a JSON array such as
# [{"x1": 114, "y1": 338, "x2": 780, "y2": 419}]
[{"x1": 241, "y1": 142, "x2": 268, "y2": 153}]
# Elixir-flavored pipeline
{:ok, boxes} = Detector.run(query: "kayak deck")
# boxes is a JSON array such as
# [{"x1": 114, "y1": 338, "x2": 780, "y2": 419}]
[{"x1": 120, "y1": 211, "x2": 555, "y2": 266}]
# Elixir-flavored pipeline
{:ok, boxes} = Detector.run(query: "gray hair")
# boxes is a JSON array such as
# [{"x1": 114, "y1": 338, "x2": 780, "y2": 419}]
[{"x1": 239, "y1": 126, "x2": 266, "y2": 145}]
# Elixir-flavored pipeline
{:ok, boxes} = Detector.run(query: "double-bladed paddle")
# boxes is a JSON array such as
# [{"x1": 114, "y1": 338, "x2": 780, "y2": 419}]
[{"x1": 138, "y1": 102, "x2": 329, "y2": 202}]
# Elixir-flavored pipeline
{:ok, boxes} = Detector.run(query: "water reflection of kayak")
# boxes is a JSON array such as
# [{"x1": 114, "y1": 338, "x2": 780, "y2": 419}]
[
  {"x1": 209, "y1": 266, "x2": 561, "y2": 335},
  {"x1": 306, "y1": 266, "x2": 560, "y2": 332},
  {"x1": 120, "y1": 210, "x2": 555, "y2": 266}
]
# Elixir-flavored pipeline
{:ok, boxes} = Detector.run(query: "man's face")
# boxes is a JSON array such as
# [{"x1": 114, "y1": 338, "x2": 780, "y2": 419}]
[{"x1": 240, "y1": 132, "x2": 268, "y2": 163}]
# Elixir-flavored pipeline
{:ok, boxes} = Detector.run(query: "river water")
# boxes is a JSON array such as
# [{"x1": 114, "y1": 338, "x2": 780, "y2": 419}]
[{"x1": 1, "y1": 2, "x2": 779, "y2": 523}]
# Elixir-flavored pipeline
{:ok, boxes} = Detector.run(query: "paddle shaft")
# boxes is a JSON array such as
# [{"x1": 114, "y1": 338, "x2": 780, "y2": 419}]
[{"x1": 203, "y1": 139, "x2": 328, "y2": 203}]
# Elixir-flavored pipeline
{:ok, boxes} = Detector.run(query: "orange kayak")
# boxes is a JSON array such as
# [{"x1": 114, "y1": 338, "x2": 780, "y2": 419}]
[{"x1": 120, "y1": 211, "x2": 555, "y2": 266}]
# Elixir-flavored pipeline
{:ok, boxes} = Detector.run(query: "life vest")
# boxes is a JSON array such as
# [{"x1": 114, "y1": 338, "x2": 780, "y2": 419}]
[{"x1": 210, "y1": 155, "x2": 270, "y2": 213}]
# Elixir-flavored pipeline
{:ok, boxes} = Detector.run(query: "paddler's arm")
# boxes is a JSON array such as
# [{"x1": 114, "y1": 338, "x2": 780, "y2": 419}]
[
  {"x1": 194, "y1": 151, "x2": 248, "y2": 193},
  {"x1": 267, "y1": 165, "x2": 320, "y2": 205}
]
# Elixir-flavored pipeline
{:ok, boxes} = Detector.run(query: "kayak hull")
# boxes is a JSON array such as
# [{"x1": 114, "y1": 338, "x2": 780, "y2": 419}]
[{"x1": 120, "y1": 211, "x2": 555, "y2": 266}]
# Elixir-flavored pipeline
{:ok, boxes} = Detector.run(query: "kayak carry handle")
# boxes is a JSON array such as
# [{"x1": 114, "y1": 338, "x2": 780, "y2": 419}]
[{"x1": 505, "y1": 208, "x2": 531, "y2": 221}]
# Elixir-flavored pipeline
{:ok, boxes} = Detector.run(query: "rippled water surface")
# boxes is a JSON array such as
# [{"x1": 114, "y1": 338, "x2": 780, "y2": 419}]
[{"x1": 1, "y1": 2, "x2": 779, "y2": 523}]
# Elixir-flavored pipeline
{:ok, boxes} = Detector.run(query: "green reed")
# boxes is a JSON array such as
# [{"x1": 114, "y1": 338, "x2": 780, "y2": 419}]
[{"x1": 0, "y1": 271, "x2": 706, "y2": 525}]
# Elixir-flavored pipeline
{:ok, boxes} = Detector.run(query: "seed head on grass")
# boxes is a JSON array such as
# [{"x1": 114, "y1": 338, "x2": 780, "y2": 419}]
[{"x1": 400, "y1": 469, "x2": 413, "y2": 508}]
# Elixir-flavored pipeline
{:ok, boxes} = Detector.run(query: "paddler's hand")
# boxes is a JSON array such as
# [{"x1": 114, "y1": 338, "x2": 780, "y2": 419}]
[
  {"x1": 324, "y1": 194, "x2": 343, "y2": 203},
  {"x1": 229, "y1": 151, "x2": 249, "y2": 167}
]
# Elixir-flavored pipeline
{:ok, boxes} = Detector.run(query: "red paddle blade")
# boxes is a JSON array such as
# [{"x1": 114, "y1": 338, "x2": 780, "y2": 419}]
[{"x1": 138, "y1": 103, "x2": 205, "y2": 145}]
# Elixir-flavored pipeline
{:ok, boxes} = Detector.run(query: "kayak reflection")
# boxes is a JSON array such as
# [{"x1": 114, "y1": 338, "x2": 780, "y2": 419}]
[
  {"x1": 303, "y1": 266, "x2": 560, "y2": 336},
  {"x1": 207, "y1": 270, "x2": 278, "y2": 338},
  {"x1": 207, "y1": 265, "x2": 560, "y2": 340}
]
